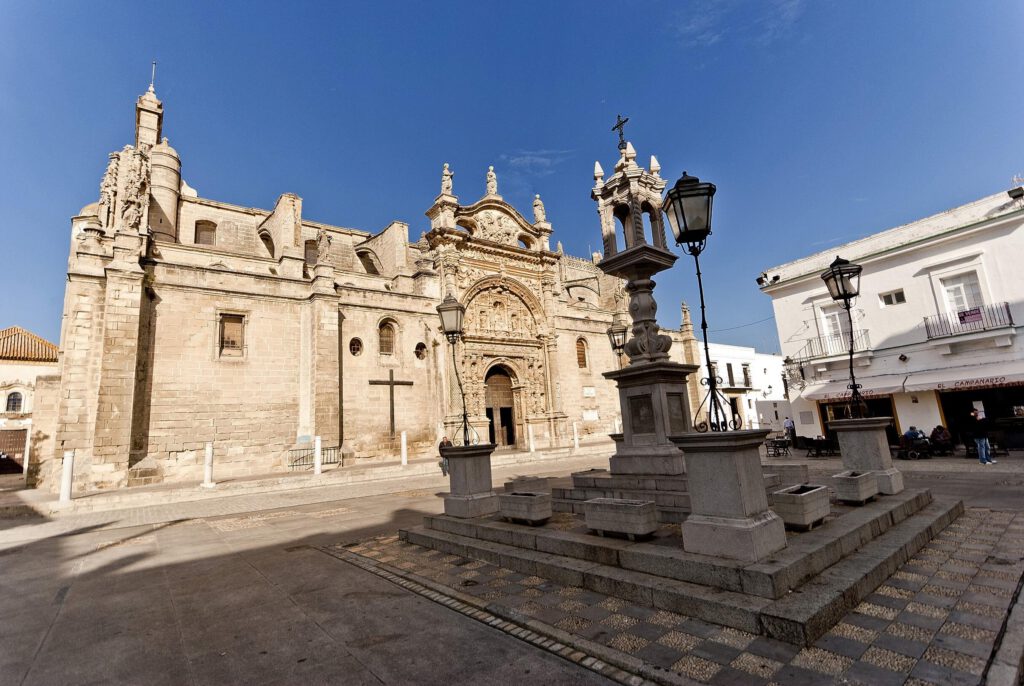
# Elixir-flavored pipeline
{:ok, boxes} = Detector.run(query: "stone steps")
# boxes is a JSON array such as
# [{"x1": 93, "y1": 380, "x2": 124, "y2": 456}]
[{"x1": 400, "y1": 492, "x2": 963, "y2": 645}]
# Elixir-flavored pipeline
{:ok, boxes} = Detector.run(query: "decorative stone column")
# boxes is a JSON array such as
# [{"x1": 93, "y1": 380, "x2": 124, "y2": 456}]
[
  {"x1": 442, "y1": 444, "x2": 498, "y2": 518},
  {"x1": 829, "y1": 417, "x2": 904, "y2": 494},
  {"x1": 674, "y1": 430, "x2": 787, "y2": 562}
]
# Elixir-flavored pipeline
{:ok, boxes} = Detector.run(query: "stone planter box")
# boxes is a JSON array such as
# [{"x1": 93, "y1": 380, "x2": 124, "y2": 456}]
[
  {"x1": 503, "y1": 477, "x2": 551, "y2": 494},
  {"x1": 832, "y1": 470, "x2": 879, "y2": 504},
  {"x1": 772, "y1": 484, "x2": 830, "y2": 529},
  {"x1": 498, "y1": 492, "x2": 552, "y2": 525},
  {"x1": 584, "y1": 498, "x2": 658, "y2": 540}
]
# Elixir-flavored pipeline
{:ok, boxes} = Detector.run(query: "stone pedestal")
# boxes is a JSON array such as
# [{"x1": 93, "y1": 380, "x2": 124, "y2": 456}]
[
  {"x1": 829, "y1": 417, "x2": 904, "y2": 495},
  {"x1": 676, "y1": 430, "x2": 787, "y2": 562},
  {"x1": 603, "y1": 361, "x2": 699, "y2": 475},
  {"x1": 442, "y1": 444, "x2": 498, "y2": 518}
]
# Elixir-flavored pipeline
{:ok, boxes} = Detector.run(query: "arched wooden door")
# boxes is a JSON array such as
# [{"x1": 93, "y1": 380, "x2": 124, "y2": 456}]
[{"x1": 485, "y1": 366, "x2": 516, "y2": 448}]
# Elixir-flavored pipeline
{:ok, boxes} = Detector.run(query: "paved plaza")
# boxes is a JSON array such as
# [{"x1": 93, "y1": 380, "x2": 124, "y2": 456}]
[{"x1": 0, "y1": 451, "x2": 1022, "y2": 685}]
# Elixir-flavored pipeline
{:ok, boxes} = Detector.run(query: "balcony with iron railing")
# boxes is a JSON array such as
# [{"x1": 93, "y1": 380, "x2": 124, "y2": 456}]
[
  {"x1": 794, "y1": 329, "x2": 871, "y2": 363},
  {"x1": 924, "y1": 302, "x2": 1014, "y2": 340}
]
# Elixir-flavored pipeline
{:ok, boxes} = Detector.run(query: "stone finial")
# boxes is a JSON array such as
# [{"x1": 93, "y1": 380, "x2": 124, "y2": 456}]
[
  {"x1": 650, "y1": 155, "x2": 661, "y2": 177},
  {"x1": 556, "y1": 240, "x2": 564, "y2": 254},
  {"x1": 533, "y1": 194, "x2": 546, "y2": 223},
  {"x1": 441, "y1": 163, "x2": 454, "y2": 195},
  {"x1": 486, "y1": 165, "x2": 498, "y2": 195},
  {"x1": 624, "y1": 142, "x2": 637, "y2": 166},
  {"x1": 594, "y1": 161, "x2": 605, "y2": 182},
  {"x1": 592, "y1": 251, "x2": 602, "y2": 264}
]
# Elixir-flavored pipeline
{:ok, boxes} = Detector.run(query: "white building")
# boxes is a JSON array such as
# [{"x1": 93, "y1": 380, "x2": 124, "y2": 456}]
[
  {"x1": 0, "y1": 327, "x2": 59, "y2": 470},
  {"x1": 759, "y1": 187, "x2": 1024, "y2": 447},
  {"x1": 665, "y1": 304, "x2": 787, "y2": 431}
]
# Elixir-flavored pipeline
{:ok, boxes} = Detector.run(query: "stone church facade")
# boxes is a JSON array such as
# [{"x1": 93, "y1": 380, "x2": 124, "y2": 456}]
[{"x1": 30, "y1": 86, "x2": 638, "y2": 492}]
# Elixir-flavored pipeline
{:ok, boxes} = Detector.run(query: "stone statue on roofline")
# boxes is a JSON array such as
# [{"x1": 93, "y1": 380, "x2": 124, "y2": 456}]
[
  {"x1": 316, "y1": 229, "x2": 332, "y2": 264},
  {"x1": 533, "y1": 194, "x2": 546, "y2": 223},
  {"x1": 486, "y1": 165, "x2": 498, "y2": 196},
  {"x1": 98, "y1": 152, "x2": 119, "y2": 229},
  {"x1": 441, "y1": 163, "x2": 454, "y2": 195}
]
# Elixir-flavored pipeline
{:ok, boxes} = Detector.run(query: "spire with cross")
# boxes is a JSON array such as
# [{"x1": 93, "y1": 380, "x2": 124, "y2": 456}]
[{"x1": 612, "y1": 114, "x2": 629, "y2": 151}]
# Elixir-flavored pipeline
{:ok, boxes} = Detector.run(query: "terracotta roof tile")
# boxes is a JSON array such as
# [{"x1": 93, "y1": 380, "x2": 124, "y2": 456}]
[{"x1": 0, "y1": 327, "x2": 58, "y2": 363}]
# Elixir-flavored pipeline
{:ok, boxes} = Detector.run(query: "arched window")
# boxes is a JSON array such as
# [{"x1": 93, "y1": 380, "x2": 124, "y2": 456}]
[
  {"x1": 195, "y1": 220, "x2": 217, "y2": 246},
  {"x1": 304, "y1": 240, "x2": 317, "y2": 266},
  {"x1": 6, "y1": 392, "x2": 23, "y2": 413},
  {"x1": 357, "y1": 251, "x2": 381, "y2": 275},
  {"x1": 518, "y1": 235, "x2": 533, "y2": 250},
  {"x1": 378, "y1": 321, "x2": 396, "y2": 355},
  {"x1": 576, "y1": 338, "x2": 589, "y2": 369},
  {"x1": 259, "y1": 232, "x2": 275, "y2": 259}
]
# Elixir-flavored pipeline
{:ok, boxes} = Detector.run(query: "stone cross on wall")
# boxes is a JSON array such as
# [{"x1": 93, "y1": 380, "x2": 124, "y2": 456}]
[{"x1": 369, "y1": 369, "x2": 414, "y2": 438}]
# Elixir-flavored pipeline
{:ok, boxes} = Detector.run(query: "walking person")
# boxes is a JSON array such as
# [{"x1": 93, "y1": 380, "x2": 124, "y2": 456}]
[
  {"x1": 970, "y1": 409, "x2": 997, "y2": 465},
  {"x1": 783, "y1": 416, "x2": 796, "y2": 444},
  {"x1": 438, "y1": 435, "x2": 453, "y2": 476}
]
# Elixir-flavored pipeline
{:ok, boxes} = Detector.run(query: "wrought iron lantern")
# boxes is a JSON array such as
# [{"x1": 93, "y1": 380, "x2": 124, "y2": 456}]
[
  {"x1": 606, "y1": 312, "x2": 629, "y2": 355},
  {"x1": 821, "y1": 256, "x2": 863, "y2": 308},
  {"x1": 820, "y1": 256, "x2": 867, "y2": 418},
  {"x1": 436, "y1": 293, "x2": 470, "y2": 444},
  {"x1": 663, "y1": 172, "x2": 716, "y2": 251},
  {"x1": 436, "y1": 293, "x2": 466, "y2": 344}
]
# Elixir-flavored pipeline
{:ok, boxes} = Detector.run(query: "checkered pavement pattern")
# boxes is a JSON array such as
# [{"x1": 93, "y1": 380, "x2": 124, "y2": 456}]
[{"x1": 334, "y1": 508, "x2": 1023, "y2": 686}]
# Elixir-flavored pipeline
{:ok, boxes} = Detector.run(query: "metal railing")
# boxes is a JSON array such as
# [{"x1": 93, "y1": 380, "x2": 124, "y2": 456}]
[
  {"x1": 288, "y1": 446, "x2": 344, "y2": 471},
  {"x1": 794, "y1": 329, "x2": 871, "y2": 362},
  {"x1": 924, "y1": 302, "x2": 1014, "y2": 339}
]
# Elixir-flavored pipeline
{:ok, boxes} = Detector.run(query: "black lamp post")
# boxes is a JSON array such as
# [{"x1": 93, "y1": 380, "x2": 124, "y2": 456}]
[
  {"x1": 820, "y1": 256, "x2": 867, "y2": 419},
  {"x1": 663, "y1": 172, "x2": 735, "y2": 432},
  {"x1": 606, "y1": 312, "x2": 629, "y2": 369},
  {"x1": 436, "y1": 293, "x2": 471, "y2": 445}
]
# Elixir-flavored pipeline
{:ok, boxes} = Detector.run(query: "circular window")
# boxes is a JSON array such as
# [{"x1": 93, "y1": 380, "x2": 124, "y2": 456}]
[
  {"x1": 414, "y1": 342, "x2": 427, "y2": 360},
  {"x1": 349, "y1": 338, "x2": 363, "y2": 356}
]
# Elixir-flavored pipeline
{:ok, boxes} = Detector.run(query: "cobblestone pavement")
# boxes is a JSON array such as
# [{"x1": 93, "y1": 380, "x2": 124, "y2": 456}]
[{"x1": 329, "y1": 508, "x2": 1024, "y2": 686}]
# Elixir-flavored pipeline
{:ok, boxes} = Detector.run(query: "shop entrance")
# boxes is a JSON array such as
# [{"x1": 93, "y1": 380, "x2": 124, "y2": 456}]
[{"x1": 938, "y1": 385, "x2": 1024, "y2": 448}]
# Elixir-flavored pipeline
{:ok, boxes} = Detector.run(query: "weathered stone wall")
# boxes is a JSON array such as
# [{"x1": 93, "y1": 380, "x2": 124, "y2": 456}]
[
  {"x1": 337, "y1": 288, "x2": 445, "y2": 456},
  {"x1": 138, "y1": 273, "x2": 306, "y2": 481},
  {"x1": 27, "y1": 375, "x2": 59, "y2": 486}
]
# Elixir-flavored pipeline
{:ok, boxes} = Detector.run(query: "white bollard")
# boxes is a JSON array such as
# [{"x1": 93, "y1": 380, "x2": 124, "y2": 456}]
[
  {"x1": 59, "y1": 450, "x2": 75, "y2": 503},
  {"x1": 400, "y1": 431, "x2": 408, "y2": 466},
  {"x1": 202, "y1": 442, "x2": 215, "y2": 488},
  {"x1": 313, "y1": 436, "x2": 323, "y2": 475},
  {"x1": 528, "y1": 425, "x2": 536, "y2": 453},
  {"x1": 572, "y1": 422, "x2": 580, "y2": 451}
]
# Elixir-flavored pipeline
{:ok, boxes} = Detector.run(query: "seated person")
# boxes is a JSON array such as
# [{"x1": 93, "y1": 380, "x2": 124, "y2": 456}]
[
  {"x1": 929, "y1": 425, "x2": 953, "y2": 452},
  {"x1": 903, "y1": 426, "x2": 929, "y2": 448}
]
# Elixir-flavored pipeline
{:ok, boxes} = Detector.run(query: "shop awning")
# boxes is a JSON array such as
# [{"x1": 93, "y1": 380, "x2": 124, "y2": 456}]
[
  {"x1": 800, "y1": 375, "x2": 909, "y2": 401},
  {"x1": 903, "y1": 361, "x2": 1024, "y2": 393}
]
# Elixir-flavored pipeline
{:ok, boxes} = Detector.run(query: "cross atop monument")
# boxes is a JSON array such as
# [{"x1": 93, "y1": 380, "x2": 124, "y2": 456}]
[
  {"x1": 612, "y1": 114, "x2": 629, "y2": 151},
  {"x1": 149, "y1": 60, "x2": 157, "y2": 93}
]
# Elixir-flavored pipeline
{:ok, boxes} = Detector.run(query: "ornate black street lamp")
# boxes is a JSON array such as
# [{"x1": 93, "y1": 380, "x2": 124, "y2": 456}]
[
  {"x1": 663, "y1": 172, "x2": 736, "y2": 432},
  {"x1": 436, "y1": 293, "x2": 471, "y2": 445},
  {"x1": 606, "y1": 312, "x2": 629, "y2": 369},
  {"x1": 821, "y1": 256, "x2": 867, "y2": 419}
]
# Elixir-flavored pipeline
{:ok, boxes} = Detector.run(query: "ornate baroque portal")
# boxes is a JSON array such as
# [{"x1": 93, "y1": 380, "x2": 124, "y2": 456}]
[{"x1": 426, "y1": 169, "x2": 564, "y2": 447}]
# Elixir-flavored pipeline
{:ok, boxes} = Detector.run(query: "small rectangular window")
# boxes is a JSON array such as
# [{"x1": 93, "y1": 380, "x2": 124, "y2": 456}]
[
  {"x1": 879, "y1": 289, "x2": 906, "y2": 307},
  {"x1": 220, "y1": 314, "x2": 244, "y2": 357}
]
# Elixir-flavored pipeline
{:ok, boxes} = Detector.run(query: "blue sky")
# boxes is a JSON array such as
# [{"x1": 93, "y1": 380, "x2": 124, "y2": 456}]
[{"x1": 2, "y1": 1, "x2": 1021, "y2": 352}]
